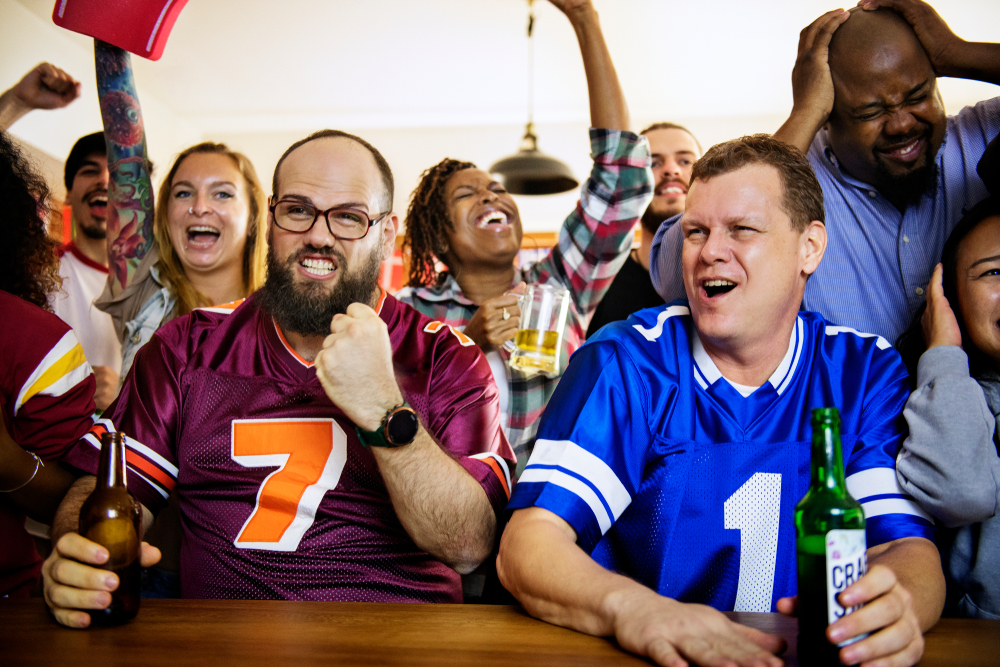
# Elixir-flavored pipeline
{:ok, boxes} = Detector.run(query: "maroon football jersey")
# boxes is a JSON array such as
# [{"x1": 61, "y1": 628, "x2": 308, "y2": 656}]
[
  {"x1": 64, "y1": 291, "x2": 513, "y2": 602},
  {"x1": 1, "y1": 291, "x2": 96, "y2": 597}
]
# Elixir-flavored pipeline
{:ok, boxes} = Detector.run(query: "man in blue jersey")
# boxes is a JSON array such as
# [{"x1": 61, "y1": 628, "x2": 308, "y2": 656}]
[{"x1": 498, "y1": 135, "x2": 944, "y2": 667}]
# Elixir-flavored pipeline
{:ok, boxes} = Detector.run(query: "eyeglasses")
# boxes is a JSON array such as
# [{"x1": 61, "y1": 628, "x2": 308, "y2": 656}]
[{"x1": 269, "y1": 199, "x2": 390, "y2": 240}]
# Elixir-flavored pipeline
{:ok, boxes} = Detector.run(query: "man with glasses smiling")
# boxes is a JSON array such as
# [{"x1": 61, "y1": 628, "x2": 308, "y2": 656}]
[{"x1": 41, "y1": 129, "x2": 515, "y2": 628}]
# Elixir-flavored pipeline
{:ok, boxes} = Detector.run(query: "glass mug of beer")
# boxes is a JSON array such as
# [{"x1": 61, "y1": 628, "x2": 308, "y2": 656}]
[{"x1": 508, "y1": 284, "x2": 571, "y2": 375}]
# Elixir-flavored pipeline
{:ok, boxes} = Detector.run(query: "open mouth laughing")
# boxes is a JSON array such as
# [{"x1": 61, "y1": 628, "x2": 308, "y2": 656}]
[
  {"x1": 656, "y1": 181, "x2": 688, "y2": 198},
  {"x1": 476, "y1": 209, "x2": 512, "y2": 231},
  {"x1": 702, "y1": 278, "x2": 737, "y2": 298},
  {"x1": 86, "y1": 191, "x2": 108, "y2": 219},
  {"x1": 186, "y1": 225, "x2": 221, "y2": 249}
]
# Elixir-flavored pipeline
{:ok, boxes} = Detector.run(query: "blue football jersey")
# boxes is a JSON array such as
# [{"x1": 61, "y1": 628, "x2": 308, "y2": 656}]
[{"x1": 508, "y1": 302, "x2": 934, "y2": 613}]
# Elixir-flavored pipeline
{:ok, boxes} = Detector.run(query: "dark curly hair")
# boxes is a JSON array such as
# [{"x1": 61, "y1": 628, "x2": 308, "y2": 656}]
[
  {"x1": 403, "y1": 157, "x2": 475, "y2": 288},
  {"x1": 0, "y1": 131, "x2": 61, "y2": 309}
]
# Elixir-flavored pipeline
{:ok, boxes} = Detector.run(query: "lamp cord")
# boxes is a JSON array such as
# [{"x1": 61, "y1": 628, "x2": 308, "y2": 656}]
[{"x1": 527, "y1": 0, "x2": 535, "y2": 129}]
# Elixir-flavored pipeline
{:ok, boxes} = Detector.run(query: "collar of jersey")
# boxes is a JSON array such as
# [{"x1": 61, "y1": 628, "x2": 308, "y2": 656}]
[
  {"x1": 272, "y1": 287, "x2": 389, "y2": 369},
  {"x1": 690, "y1": 315, "x2": 804, "y2": 397}
]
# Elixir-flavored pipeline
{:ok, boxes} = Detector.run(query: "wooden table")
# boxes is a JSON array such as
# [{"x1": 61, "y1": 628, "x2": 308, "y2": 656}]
[{"x1": 1, "y1": 599, "x2": 997, "y2": 666}]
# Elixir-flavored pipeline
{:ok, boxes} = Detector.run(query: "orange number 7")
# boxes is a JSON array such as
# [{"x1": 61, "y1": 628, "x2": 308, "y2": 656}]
[{"x1": 231, "y1": 419, "x2": 347, "y2": 551}]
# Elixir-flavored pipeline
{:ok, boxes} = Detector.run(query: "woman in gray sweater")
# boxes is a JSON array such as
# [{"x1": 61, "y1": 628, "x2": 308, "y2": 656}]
[{"x1": 897, "y1": 192, "x2": 1000, "y2": 620}]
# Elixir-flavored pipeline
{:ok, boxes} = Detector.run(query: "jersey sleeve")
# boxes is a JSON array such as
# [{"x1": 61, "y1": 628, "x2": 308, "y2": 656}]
[
  {"x1": 417, "y1": 323, "x2": 515, "y2": 518},
  {"x1": 6, "y1": 329, "x2": 96, "y2": 462},
  {"x1": 507, "y1": 339, "x2": 655, "y2": 552},
  {"x1": 842, "y1": 340, "x2": 935, "y2": 547},
  {"x1": 62, "y1": 326, "x2": 184, "y2": 515},
  {"x1": 523, "y1": 129, "x2": 653, "y2": 316},
  {"x1": 649, "y1": 212, "x2": 685, "y2": 303}
]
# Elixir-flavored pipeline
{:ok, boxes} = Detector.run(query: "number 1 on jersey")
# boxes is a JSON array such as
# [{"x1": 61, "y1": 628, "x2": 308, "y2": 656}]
[
  {"x1": 724, "y1": 472, "x2": 782, "y2": 612},
  {"x1": 231, "y1": 419, "x2": 347, "y2": 552}
]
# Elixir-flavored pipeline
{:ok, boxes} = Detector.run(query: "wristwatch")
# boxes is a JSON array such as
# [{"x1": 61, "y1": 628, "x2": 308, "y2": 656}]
[{"x1": 355, "y1": 402, "x2": 420, "y2": 448}]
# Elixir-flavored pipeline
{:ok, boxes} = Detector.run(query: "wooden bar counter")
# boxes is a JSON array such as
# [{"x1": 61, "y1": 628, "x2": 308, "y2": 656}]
[{"x1": 1, "y1": 599, "x2": 998, "y2": 666}]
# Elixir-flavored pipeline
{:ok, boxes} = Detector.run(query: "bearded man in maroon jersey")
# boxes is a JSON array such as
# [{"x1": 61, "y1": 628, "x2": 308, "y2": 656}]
[{"x1": 41, "y1": 129, "x2": 515, "y2": 628}]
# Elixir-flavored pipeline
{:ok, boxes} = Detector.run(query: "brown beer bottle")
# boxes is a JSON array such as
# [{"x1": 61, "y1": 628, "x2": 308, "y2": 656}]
[{"x1": 78, "y1": 431, "x2": 142, "y2": 626}]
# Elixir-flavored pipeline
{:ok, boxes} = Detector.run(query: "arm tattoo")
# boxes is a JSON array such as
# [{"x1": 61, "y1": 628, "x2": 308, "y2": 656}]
[{"x1": 95, "y1": 40, "x2": 154, "y2": 292}]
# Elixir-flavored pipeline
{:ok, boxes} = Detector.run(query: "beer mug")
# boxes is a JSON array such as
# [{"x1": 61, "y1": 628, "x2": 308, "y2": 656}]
[{"x1": 508, "y1": 284, "x2": 571, "y2": 375}]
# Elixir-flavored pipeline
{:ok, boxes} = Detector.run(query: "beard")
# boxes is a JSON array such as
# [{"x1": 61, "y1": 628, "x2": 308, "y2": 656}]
[
  {"x1": 77, "y1": 218, "x2": 107, "y2": 240},
  {"x1": 640, "y1": 206, "x2": 670, "y2": 235},
  {"x1": 871, "y1": 130, "x2": 939, "y2": 210},
  {"x1": 257, "y1": 240, "x2": 384, "y2": 337}
]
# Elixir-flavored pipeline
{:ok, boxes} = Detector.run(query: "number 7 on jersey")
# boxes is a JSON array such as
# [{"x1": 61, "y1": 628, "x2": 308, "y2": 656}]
[{"x1": 231, "y1": 419, "x2": 347, "y2": 552}]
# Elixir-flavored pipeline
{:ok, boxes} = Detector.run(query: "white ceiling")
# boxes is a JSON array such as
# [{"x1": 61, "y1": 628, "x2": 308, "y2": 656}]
[{"x1": 6, "y1": 0, "x2": 1000, "y2": 230}]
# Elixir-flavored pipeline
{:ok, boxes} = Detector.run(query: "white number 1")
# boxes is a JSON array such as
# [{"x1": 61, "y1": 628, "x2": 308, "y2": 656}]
[{"x1": 724, "y1": 472, "x2": 782, "y2": 612}]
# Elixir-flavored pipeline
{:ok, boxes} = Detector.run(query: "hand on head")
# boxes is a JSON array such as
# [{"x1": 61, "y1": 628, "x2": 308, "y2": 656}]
[
  {"x1": 921, "y1": 263, "x2": 962, "y2": 350},
  {"x1": 857, "y1": 0, "x2": 966, "y2": 75},
  {"x1": 43, "y1": 532, "x2": 160, "y2": 629}
]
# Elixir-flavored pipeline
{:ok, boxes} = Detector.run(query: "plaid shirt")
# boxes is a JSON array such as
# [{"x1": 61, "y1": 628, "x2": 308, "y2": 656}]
[{"x1": 397, "y1": 129, "x2": 652, "y2": 469}]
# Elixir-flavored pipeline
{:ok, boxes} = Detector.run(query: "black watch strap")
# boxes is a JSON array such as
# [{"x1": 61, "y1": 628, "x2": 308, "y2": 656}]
[{"x1": 355, "y1": 402, "x2": 419, "y2": 448}]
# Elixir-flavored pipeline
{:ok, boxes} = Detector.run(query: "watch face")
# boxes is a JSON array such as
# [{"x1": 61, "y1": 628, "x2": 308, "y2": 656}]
[{"x1": 386, "y1": 408, "x2": 419, "y2": 445}]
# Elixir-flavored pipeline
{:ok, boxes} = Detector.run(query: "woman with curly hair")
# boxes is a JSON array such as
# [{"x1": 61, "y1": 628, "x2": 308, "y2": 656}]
[
  {"x1": 397, "y1": 0, "x2": 652, "y2": 468},
  {"x1": 94, "y1": 41, "x2": 268, "y2": 383},
  {"x1": 0, "y1": 129, "x2": 96, "y2": 597}
]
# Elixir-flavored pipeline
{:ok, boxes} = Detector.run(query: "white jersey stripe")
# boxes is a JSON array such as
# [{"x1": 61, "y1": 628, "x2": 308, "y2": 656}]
[
  {"x1": 526, "y1": 439, "x2": 631, "y2": 521},
  {"x1": 14, "y1": 331, "x2": 92, "y2": 415},
  {"x1": 633, "y1": 305, "x2": 689, "y2": 342},
  {"x1": 125, "y1": 435, "x2": 179, "y2": 478},
  {"x1": 861, "y1": 497, "x2": 933, "y2": 523},
  {"x1": 825, "y1": 325, "x2": 891, "y2": 350},
  {"x1": 518, "y1": 467, "x2": 614, "y2": 533},
  {"x1": 846, "y1": 468, "x2": 904, "y2": 501},
  {"x1": 470, "y1": 452, "x2": 511, "y2": 492}
]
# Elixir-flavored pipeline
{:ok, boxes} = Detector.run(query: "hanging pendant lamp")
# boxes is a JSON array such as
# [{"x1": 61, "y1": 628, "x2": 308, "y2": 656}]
[{"x1": 489, "y1": 0, "x2": 579, "y2": 196}]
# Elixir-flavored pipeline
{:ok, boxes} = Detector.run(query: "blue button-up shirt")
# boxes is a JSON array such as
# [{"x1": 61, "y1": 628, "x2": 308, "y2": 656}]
[{"x1": 651, "y1": 96, "x2": 1000, "y2": 344}]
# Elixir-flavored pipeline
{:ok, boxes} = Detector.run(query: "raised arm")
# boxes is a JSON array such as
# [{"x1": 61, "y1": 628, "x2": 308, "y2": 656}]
[
  {"x1": 772, "y1": 9, "x2": 851, "y2": 153},
  {"x1": 0, "y1": 62, "x2": 80, "y2": 131},
  {"x1": 550, "y1": 0, "x2": 629, "y2": 132},
  {"x1": 859, "y1": 0, "x2": 1000, "y2": 85},
  {"x1": 95, "y1": 40, "x2": 155, "y2": 297}
]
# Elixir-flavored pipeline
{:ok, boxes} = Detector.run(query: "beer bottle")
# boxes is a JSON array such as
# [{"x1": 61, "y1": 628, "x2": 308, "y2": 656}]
[
  {"x1": 795, "y1": 408, "x2": 867, "y2": 666},
  {"x1": 78, "y1": 431, "x2": 142, "y2": 626}
]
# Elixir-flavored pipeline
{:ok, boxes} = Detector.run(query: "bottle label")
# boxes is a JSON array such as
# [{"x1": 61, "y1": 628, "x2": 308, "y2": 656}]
[{"x1": 826, "y1": 528, "x2": 868, "y2": 645}]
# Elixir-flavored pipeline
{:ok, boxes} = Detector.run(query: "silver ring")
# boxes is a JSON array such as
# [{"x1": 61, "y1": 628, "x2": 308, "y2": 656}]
[
  {"x1": 502, "y1": 308, "x2": 510, "y2": 321},
  {"x1": 189, "y1": 207, "x2": 195, "y2": 214}
]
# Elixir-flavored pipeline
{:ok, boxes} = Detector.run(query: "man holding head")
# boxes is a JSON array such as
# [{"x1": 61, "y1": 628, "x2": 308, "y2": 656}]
[
  {"x1": 587, "y1": 123, "x2": 700, "y2": 337},
  {"x1": 498, "y1": 135, "x2": 943, "y2": 667},
  {"x1": 42, "y1": 129, "x2": 514, "y2": 627},
  {"x1": 653, "y1": 0, "x2": 999, "y2": 344}
]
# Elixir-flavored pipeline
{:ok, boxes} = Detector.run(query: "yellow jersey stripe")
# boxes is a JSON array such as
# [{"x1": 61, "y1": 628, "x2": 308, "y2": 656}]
[{"x1": 15, "y1": 333, "x2": 92, "y2": 416}]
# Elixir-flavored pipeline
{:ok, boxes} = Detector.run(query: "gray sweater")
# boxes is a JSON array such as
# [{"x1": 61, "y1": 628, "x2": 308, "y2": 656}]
[{"x1": 896, "y1": 345, "x2": 1000, "y2": 619}]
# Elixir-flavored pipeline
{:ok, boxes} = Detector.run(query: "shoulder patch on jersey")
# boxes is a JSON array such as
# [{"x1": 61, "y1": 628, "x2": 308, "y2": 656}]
[
  {"x1": 197, "y1": 298, "x2": 245, "y2": 314},
  {"x1": 633, "y1": 305, "x2": 690, "y2": 342},
  {"x1": 424, "y1": 321, "x2": 474, "y2": 347},
  {"x1": 824, "y1": 325, "x2": 891, "y2": 350}
]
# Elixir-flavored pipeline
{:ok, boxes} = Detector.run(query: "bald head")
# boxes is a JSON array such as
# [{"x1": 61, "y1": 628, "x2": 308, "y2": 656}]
[{"x1": 829, "y1": 9, "x2": 931, "y2": 86}]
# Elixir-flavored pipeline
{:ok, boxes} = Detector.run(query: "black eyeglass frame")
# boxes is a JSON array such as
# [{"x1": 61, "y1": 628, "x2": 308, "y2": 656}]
[{"x1": 269, "y1": 199, "x2": 391, "y2": 241}]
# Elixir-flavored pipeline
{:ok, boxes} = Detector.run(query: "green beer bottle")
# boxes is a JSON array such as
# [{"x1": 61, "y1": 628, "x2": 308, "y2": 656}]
[{"x1": 796, "y1": 408, "x2": 867, "y2": 666}]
